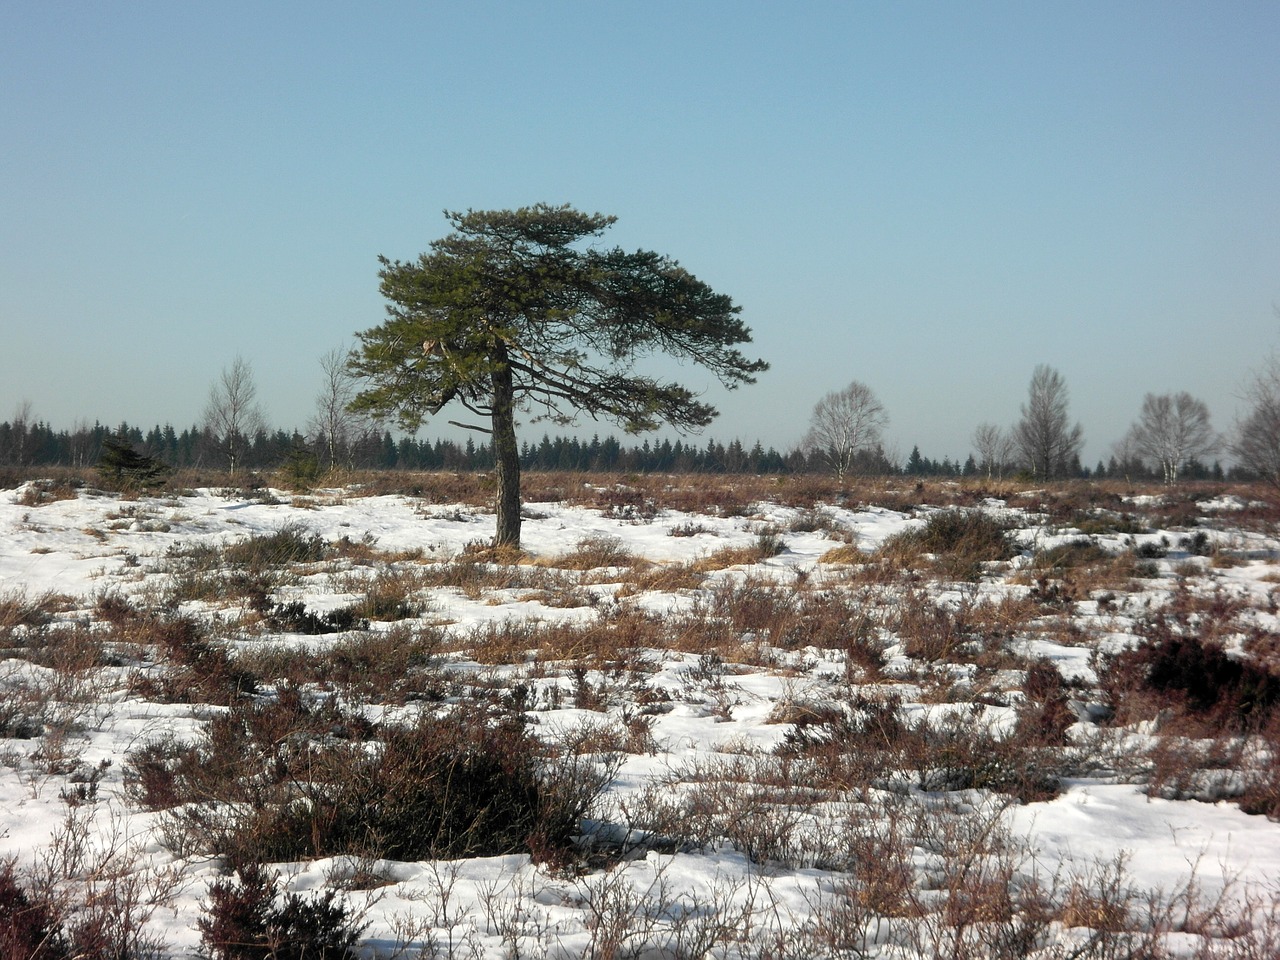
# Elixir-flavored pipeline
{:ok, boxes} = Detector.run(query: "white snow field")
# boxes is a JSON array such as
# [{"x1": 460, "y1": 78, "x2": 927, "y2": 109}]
[{"x1": 2, "y1": 476, "x2": 1279, "y2": 958}]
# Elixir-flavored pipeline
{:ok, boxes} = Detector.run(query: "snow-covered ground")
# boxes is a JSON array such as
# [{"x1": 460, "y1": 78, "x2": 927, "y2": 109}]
[{"x1": 2, "y1": 479, "x2": 1278, "y2": 958}]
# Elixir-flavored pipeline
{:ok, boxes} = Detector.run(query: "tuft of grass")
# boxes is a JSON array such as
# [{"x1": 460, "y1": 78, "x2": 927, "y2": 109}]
[
  {"x1": 547, "y1": 534, "x2": 639, "y2": 571},
  {"x1": 220, "y1": 522, "x2": 328, "y2": 567},
  {"x1": 694, "y1": 531, "x2": 786, "y2": 571},
  {"x1": 0, "y1": 588, "x2": 72, "y2": 641},
  {"x1": 1033, "y1": 538, "x2": 1111, "y2": 572},
  {"x1": 879, "y1": 508, "x2": 1016, "y2": 581},
  {"x1": 346, "y1": 568, "x2": 426, "y2": 621}
]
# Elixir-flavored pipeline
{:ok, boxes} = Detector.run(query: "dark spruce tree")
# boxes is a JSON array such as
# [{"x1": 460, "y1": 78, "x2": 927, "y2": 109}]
[
  {"x1": 349, "y1": 205, "x2": 767, "y2": 549},
  {"x1": 98, "y1": 433, "x2": 170, "y2": 490}
]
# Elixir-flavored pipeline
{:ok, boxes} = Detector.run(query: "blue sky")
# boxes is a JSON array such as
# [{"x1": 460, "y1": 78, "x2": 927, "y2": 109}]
[{"x1": 2, "y1": 2, "x2": 1277, "y2": 466}]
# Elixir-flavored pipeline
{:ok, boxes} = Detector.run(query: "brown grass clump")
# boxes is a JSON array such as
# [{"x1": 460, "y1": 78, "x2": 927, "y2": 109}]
[
  {"x1": 878, "y1": 508, "x2": 1016, "y2": 581},
  {"x1": 14, "y1": 478, "x2": 82, "y2": 506},
  {"x1": 464, "y1": 607, "x2": 665, "y2": 668},
  {"x1": 615, "y1": 561, "x2": 706, "y2": 596},
  {"x1": 693, "y1": 532, "x2": 785, "y2": 571},
  {"x1": 542, "y1": 534, "x2": 642, "y2": 571},
  {"x1": 0, "y1": 589, "x2": 73, "y2": 641},
  {"x1": 816, "y1": 543, "x2": 865, "y2": 565}
]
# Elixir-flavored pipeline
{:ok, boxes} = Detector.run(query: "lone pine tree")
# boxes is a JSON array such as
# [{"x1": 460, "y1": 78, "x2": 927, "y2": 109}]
[{"x1": 349, "y1": 204, "x2": 767, "y2": 548}]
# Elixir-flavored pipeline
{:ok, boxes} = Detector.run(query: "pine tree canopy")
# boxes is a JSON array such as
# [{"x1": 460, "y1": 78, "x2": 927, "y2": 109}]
[
  {"x1": 349, "y1": 204, "x2": 766, "y2": 434},
  {"x1": 348, "y1": 204, "x2": 767, "y2": 547}
]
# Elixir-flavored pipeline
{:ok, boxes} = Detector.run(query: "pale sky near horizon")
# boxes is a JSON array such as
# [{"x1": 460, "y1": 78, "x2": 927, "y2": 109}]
[{"x1": 2, "y1": 2, "x2": 1277, "y2": 467}]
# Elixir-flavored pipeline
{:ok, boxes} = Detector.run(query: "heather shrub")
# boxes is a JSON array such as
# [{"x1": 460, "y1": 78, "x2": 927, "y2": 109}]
[
  {"x1": 345, "y1": 568, "x2": 425, "y2": 621},
  {"x1": 890, "y1": 590, "x2": 976, "y2": 663},
  {"x1": 124, "y1": 691, "x2": 362, "y2": 813},
  {"x1": 1072, "y1": 510, "x2": 1146, "y2": 536},
  {"x1": 0, "y1": 589, "x2": 73, "y2": 650},
  {"x1": 624, "y1": 752, "x2": 824, "y2": 865},
  {"x1": 134, "y1": 700, "x2": 611, "y2": 866},
  {"x1": 912, "y1": 708, "x2": 1066, "y2": 803},
  {"x1": 263, "y1": 600, "x2": 368, "y2": 635},
  {"x1": 1013, "y1": 659, "x2": 1077, "y2": 746},
  {"x1": 0, "y1": 683, "x2": 45, "y2": 739},
  {"x1": 1099, "y1": 613, "x2": 1280, "y2": 733},
  {"x1": 199, "y1": 863, "x2": 362, "y2": 960},
  {"x1": 786, "y1": 506, "x2": 852, "y2": 540},
  {"x1": 221, "y1": 522, "x2": 327, "y2": 567},
  {"x1": 1133, "y1": 538, "x2": 1169, "y2": 560},
  {"x1": 1237, "y1": 715, "x2": 1280, "y2": 819},
  {"x1": 879, "y1": 508, "x2": 1015, "y2": 580},
  {"x1": 324, "y1": 624, "x2": 444, "y2": 701},
  {"x1": 694, "y1": 575, "x2": 798, "y2": 640},
  {"x1": 161, "y1": 524, "x2": 325, "y2": 609},
  {"x1": 1032, "y1": 538, "x2": 1111, "y2": 572},
  {"x1": 139, "y1": 613, "x2": 257, "y2": 704},
  {"x1": 0, "y1": 858, "x2": 68, "y2": 960},
  {"x1": 776, "y1": 692, "x2": 914, "y2": 791},
  {"x1": 1180, "y1": 530, "x2": 1213, "y2": 556}
]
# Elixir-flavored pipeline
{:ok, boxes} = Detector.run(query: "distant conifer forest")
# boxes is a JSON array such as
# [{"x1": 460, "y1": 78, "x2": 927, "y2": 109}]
[{"x1": 0, "y1": 417, "x2": 1233, "y2": 481}]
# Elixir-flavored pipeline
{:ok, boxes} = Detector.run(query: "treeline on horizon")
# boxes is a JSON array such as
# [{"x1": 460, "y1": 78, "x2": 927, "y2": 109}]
[{"x1": 0, "y1": 417, "x2": 1234, "y2": 482}]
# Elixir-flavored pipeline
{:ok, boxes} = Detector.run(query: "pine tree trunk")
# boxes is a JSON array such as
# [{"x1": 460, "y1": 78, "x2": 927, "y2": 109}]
[{"x1": 490, "y1": 349, "x2": 522, "y2": 550}]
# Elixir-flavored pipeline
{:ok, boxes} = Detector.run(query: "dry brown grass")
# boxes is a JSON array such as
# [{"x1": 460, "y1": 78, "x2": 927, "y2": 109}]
[
  {"x1": 461, "y1": 606, "x2": 667, "y2": 667},
  {"x1": 0, "y1": 588, "x2": 74, "y2": 640},
  {"x1": 614, "y1": 561, "x2": 707, "y2": 596},
  {"x1": 539, "y1": 534, "x2": 644, "y2": 572},
  {"x1": 14, "y1": 477, "x2": 83, "y2": 506}
]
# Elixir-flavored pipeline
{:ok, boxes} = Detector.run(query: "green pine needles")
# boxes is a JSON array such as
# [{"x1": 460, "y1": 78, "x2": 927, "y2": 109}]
[{"x1": 349, "y1": 204, "x2": 767, "y2": 548}]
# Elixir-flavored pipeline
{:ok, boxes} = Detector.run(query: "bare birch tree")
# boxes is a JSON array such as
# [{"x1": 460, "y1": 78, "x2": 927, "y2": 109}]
[
  {"x1": 1233, "y1": 354, "x2": 1280, "y2": 486},
  {"x1": 308, "y1": 346, "x2": 367, "y2": 470},
  {"x1": 1013, "y1": 365, "x2": 1084, "y2": 479},
  {"x1": 971, "y1": 422, "x2": 1014, "y2": 480},
  {"x1": 7, "y1": 400, "x2": 34, "y2": 466},
  {"x1": 1110, "y1": 429, "x2": 1143, "y2": 484},
  {"x1": 803, "y1": 381, "x2": 888, "y2": 482},
  {"x1": 203, "y1": 356, "x2": 265, "y2": 476},
  {"x1": 1127, "y1": 392, "x2": 1216, "y2": 484}
]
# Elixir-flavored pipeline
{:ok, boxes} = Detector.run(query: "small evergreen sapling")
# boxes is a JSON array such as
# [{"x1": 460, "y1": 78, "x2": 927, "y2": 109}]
[{"x1": 97, "y1": 434, "x2": 170, "y2": 490}]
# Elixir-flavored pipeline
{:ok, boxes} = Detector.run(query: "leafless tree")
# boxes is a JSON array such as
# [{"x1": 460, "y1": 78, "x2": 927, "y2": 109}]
[
  {"x1": 1233, "y1": 354, "x2": 1280, "y2": 486},
  {"x1": 69, "y1": 418, "x2": 95, "y2": 468},
  {"x1": 308, "y1": 346, "x2": 367, "y2": 470},
  {"x1": 803, "y1": 381, "x2": 888, "y2": 482},
  {"x1": 7, "y1": 400, "x2": 34, "y2": 466},
  {"x1": 1110, "y1": 429, "x2": 1143, "y2": 484},
  {"x1": 1013, "y1": 365, "x2": 1084, "y2": 479},
  {"x1": 971, "y1": 422, "x2": 1014, "y2": 480},
  {"x1": 203, "y1": 356, "x2": 265, "y2": 476},
  {"x1": 1127, "y1": 392, "x2": 1217, "y2": 484}
]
